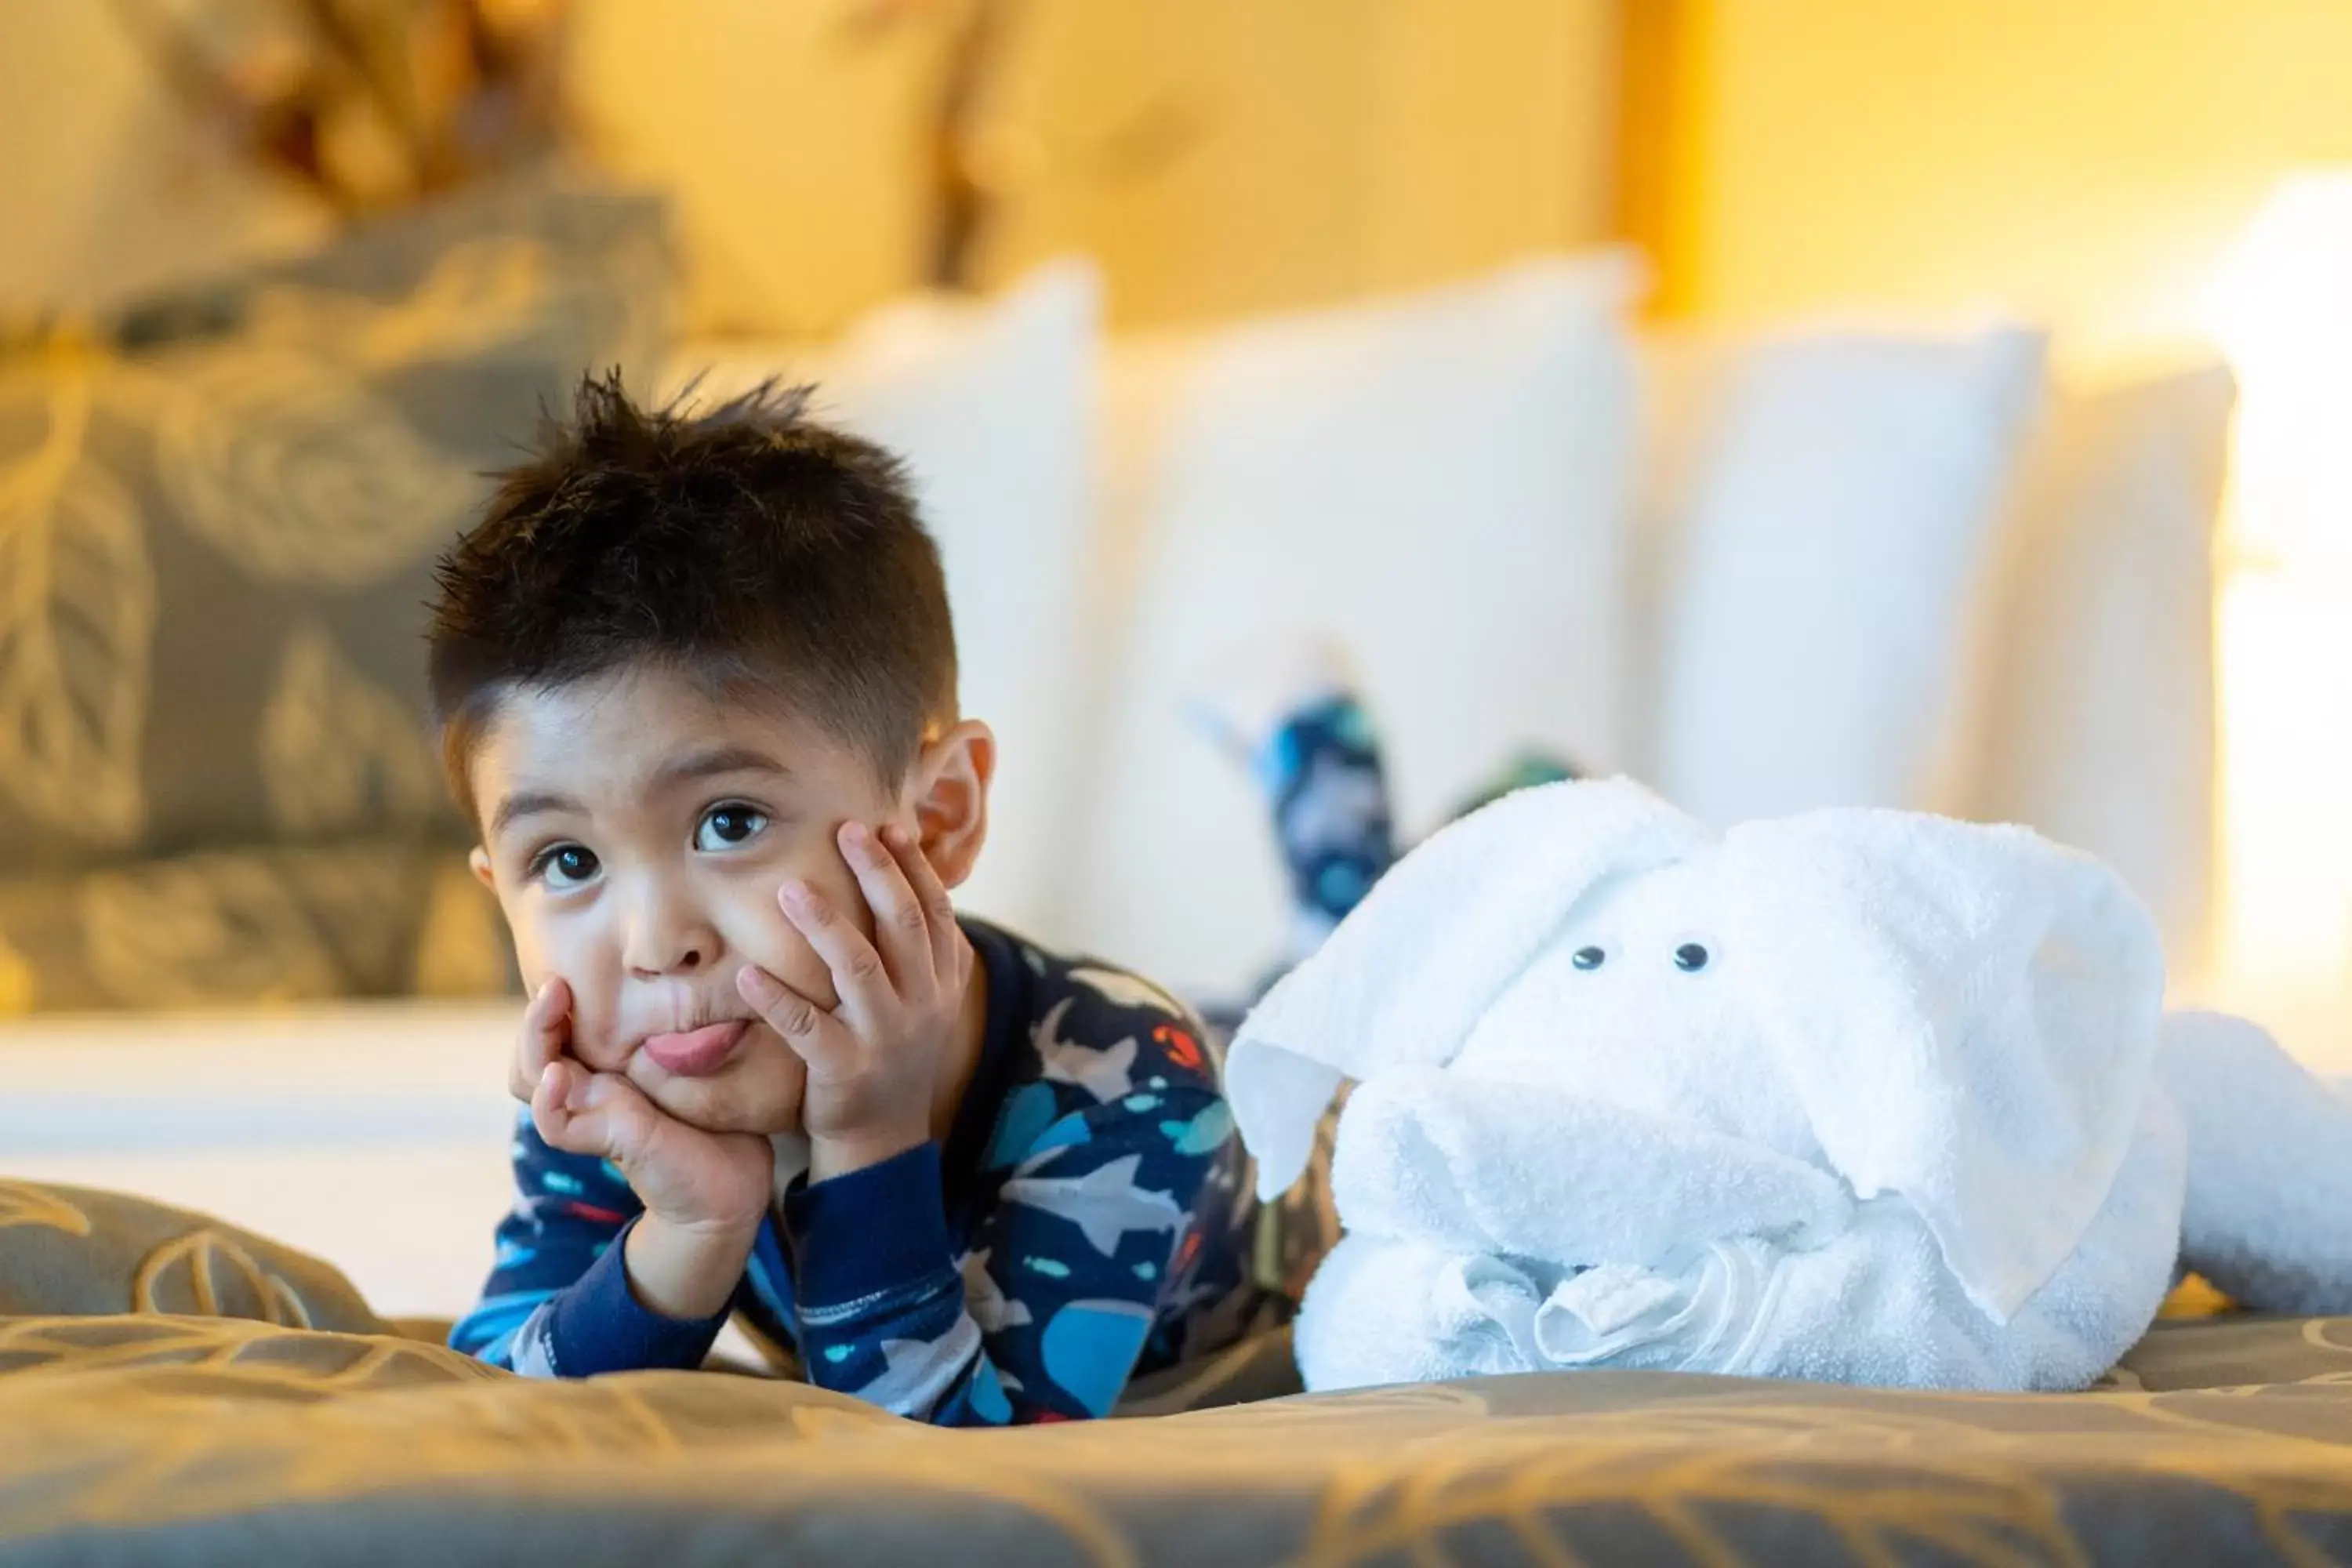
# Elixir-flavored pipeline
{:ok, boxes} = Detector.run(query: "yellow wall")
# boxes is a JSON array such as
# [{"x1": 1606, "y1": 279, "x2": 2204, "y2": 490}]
[
  {"x1": 0, "y1": 5, "x2": 330, "y2": 318},
  {"x1": 572, "y1": 0, "x2": 1620, "y2": 333},
  {"x1": 1664, "y1": 0, "x2": 2352, "y2": 368},
  {"x1": 0, "y1": 2, "x2": 1619, "y2": 336},
  {"x1": 975, "y1": 0, "x2": 1619, "y2": 325},
  {"x1": 568, "y1": 0, "x2": 954, "y2": 336}
]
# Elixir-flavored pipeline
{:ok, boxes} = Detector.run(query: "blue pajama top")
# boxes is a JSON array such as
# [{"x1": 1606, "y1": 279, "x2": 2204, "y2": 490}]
[{"x1": 448, "y1": 918, "x2": 1257, "y2": 1424}]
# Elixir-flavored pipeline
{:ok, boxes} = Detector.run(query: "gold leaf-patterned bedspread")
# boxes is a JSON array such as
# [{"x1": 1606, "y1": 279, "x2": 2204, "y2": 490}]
[
  {"x1": 4, "y1": 1316, "x2": 2352, "y2": 1564},
  {"x1": 7, "y1": 1180, "x2": 2352, "y2": 1566}
]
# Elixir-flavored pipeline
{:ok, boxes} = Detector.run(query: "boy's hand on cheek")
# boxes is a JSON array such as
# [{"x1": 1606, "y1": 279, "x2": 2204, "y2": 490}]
[
  {"x1": 517, "y1": 979, "x2": 774, "y2": 1319},
  {"x1": 530, "y1": 1058, "x2": 774, "y2": 1236},
  {"x1": 738, "y1": 821, "x2": 972, "y2": 1185}
]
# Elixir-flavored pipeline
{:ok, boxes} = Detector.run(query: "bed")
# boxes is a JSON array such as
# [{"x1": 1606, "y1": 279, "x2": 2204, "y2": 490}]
[
  {"x1": 0, "y1": 187, "x2": 2336, "y2": 1563},
  {"x1": 5, "y1": 1198, "x2": 2352, "y2": 1566},
  {"x1": 6, "y1": 1004, "x2": 2352, "y2": 1566}
]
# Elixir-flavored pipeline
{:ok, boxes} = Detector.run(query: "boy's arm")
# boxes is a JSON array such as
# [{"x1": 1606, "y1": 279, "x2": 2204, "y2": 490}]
[
  {"x1": 449, "y1": 1109, "x2": 742, "y2": 1377},
  {"x1": 780, "y1": 1085, "x2": 1225, "y2": 1424},
  {"x1": 750, "y1": 822, "x2": 1226, "y2": 1421}
]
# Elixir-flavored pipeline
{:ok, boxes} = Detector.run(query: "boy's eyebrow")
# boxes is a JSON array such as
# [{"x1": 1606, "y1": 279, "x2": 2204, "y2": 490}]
[
  {"x1": 489, "y1": 789, "x2": 582, "y2": 838},
  {"x1": 488, "y1": 749, "x2": 790, "y2": 838},
  {"x1": 655, "y1": 745, "x2": 793, "y2": 788}
]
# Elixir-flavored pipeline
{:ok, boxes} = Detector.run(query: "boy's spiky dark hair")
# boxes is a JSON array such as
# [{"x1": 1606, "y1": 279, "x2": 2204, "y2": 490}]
[{"x1": 427, "y1": 372, "x2": 956, "y2": 815}]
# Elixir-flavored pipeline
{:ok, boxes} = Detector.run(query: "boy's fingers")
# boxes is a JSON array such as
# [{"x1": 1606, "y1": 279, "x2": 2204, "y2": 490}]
[
  {"x1": 841, "y1": 820, "x2": 932, "y2": 991},
  {"x1": 777, "y1": 875, "x2": 895, "y2": 1024},
  {"x1": 842, "y1": 827, "x2": 922, "y2": 964},
  {"x1": 532, "y1": 1065, "x2": 660, "y2": 1165},
  {"x1": 880, "y1": 823, "x2": 960, "y2": 978},
  {"x1": 510, "y1": 978, "x2": 572, "y2": 1102},
  {"x1": 738, "y1": 964, "x2": 855, "y2": 1070},
  {"x1": 572, "y1": 1072, "x2": 662, "y2": 1163},
  {"x1": 530, "y1": 1059, "x2": 590, "y2": 1152}
]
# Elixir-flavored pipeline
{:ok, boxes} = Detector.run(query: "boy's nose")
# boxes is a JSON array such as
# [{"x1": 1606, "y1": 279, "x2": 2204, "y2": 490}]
[
  {"x1": 629, "y1": 933, "x2": 715, "y2": 978},
  {"x1": 622, "y1": 886, "x2": 723, "y2": 978}
]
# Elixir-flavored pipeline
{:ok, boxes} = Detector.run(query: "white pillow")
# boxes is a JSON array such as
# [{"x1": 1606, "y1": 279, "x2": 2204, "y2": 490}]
[
  {"x1": 1068, "y1": 254, "x2": 1644, "y2": 995},
  {"x1": 1646, "y1": 325, "x2": 2049, "y2": 826},
  {"x1": 1966, "y1": 363, "x2": 2234, "y2": 971},
  {"x1": 667, "y1": 261, "x2": 1098, "y2": 936}
]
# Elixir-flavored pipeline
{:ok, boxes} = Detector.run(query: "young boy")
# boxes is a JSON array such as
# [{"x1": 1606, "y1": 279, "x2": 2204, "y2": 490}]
[{"x1": 437, "y1": 376, "x2": 1262, "y2": 1424}]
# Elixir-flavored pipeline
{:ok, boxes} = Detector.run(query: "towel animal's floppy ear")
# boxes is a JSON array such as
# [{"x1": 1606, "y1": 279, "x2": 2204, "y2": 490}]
[
  {"x1": 1226, "y1": 778, "x2": 1708, "y2": 1200},
  {"x1": 1718, "y1": 811, "x2": 2167, "y2": 1325}
]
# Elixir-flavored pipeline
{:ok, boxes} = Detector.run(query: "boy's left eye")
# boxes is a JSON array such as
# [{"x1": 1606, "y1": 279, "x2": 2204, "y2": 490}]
[{"x1": 694, "y1": 804, "x2": 770, "y2": 852}]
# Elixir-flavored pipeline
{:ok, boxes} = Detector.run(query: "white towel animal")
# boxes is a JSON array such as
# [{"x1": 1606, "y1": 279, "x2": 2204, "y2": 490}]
[{"x1": 1225, "y1": 779, "x2": 2352, "y2": 1392}]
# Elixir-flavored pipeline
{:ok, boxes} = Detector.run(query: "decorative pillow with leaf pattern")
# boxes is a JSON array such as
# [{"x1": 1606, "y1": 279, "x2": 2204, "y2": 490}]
[
  {"x1": 0, "y1": 840, "x2": 515, "y2": 1012},
  {"x1": 0, "y1": 1178, "x2": 388, "y2": 1332},
  {"x1": 0, "y1": 176, "x2": 668, "y2": 1011}
]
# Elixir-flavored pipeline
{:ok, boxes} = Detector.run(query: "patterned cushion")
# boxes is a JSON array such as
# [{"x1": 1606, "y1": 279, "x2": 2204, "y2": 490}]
[
  {"x1": 0, "y1": 840, "x2": 511, "y2": 1012},
  {"x1": 0, "y1": 176, "x2": 668, "y2": 1010},
  {"x1": 0, "y1": 1178, "x2": 387, "y2": 1333}
]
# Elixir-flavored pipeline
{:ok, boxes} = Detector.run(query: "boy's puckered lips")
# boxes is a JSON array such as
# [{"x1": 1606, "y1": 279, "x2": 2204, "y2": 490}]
[{"x1": 638, "y1": 1018, "x2": 751, "y2": 1078}]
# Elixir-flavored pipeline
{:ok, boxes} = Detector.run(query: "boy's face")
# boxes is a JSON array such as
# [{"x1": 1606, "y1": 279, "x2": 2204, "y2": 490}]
[{"x1": 466, "y1": 663, "x2": 922, "y2": 1136}]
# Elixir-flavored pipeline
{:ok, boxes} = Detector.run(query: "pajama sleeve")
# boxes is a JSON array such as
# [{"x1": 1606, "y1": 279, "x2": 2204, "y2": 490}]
[
  {"x1": 448, "y1": 1109, "x2": 734, "y2": 1377},
  {"x1": 779, "y1": 1084, "x2": 1226, "y2": 1425}
]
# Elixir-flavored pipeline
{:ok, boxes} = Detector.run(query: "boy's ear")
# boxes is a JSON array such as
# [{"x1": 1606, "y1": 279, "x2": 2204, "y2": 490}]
[
  {"x1": 469, "y1": 846, "x2": 495, "y2": 891},
  {"x1": 909, "y1": 720, "x2": 995, "y2": 889}
]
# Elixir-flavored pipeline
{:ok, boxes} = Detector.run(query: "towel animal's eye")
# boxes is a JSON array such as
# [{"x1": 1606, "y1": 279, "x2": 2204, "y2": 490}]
[
  {"x1": 1571, "y1": 946, "x2": 1606, "y2": 971},
  {"x1": 1674, "y1": 942, "x2": 1711, "y2": 973}
]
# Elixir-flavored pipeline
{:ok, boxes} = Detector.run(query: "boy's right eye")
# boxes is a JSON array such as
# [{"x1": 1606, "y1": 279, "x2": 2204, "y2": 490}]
[{"x1": 534, "y1": 844, "x2": 601, "y2": 889}]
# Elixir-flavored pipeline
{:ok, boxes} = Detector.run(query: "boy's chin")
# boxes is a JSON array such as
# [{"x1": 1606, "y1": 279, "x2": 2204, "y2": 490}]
[{"x1": 632, "y1": 1044, "x2": 805, "y2": 1138}]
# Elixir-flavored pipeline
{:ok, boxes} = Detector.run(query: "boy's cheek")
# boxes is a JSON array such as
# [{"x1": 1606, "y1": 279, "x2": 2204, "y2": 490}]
[
  {"x1": 726, "y1": 896, "x2": 842, "y2": 1012},
  {"x1": 567, "y1": 1004, "x2": 635, "y2": 1074},
  {"x1": 545, "y1": 974, "x2": 630, "y2": 1073},
  {"x1": 499, "y1": 898, "x2": 582, "y2": 1006},
  {"x1": 503, "y1": 920, "x2": 629, "y2": 1071}
]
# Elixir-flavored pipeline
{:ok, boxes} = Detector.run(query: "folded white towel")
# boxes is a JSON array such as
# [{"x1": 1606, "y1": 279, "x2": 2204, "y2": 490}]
[
  {"x1": 2161, "y1": 1010, "x2": 2352, "y2": 1315},
  {"x1": 1300, "y1": 1069, "x2": 2187, "y2": 1392},
  {"x1": 1229, "y1": 779, "x2": 2352, "y2": 1393},
  {"x1": 1330, "y1": 1069, "x2": 1854, "y2": 1266}
]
